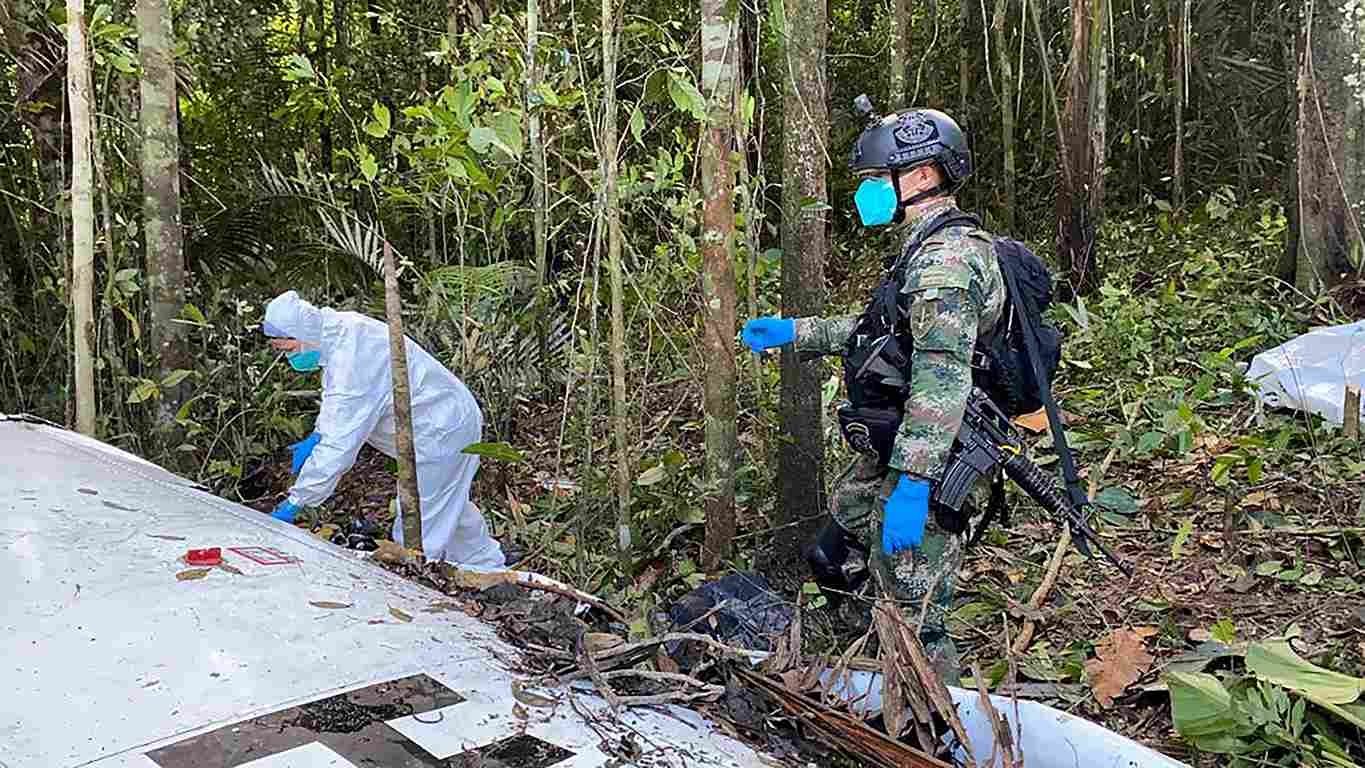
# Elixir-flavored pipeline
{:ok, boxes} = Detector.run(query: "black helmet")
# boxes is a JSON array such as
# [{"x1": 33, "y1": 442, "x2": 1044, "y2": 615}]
[{"x1": 849, "y1": 97, "x2": 972, "y2": 189}]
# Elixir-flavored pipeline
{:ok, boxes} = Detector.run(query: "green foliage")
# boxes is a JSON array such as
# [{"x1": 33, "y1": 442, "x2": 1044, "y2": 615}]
[{"x1": 1167, "y1": 642, "x2": 1365, "y2": 764}]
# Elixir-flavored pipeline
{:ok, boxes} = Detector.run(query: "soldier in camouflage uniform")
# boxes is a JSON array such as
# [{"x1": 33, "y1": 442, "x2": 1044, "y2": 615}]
[{"x1": 742, "y1": 106, "x2": 1005, "y2": 682}]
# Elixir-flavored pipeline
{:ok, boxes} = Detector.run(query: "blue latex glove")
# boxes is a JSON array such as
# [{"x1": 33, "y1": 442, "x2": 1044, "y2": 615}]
[
  {"x1": 882, "y1": 474, "x2": 932, "y2": 556},
  {"x1": 291, "y1": 432, "x2": 321, "y2": 475},
  {"x1": 272, "y1": 500, "x2": 301, "y2": 523},
  {"x1": 741, "y1": 317, "x2": 796, "y2": 353}
]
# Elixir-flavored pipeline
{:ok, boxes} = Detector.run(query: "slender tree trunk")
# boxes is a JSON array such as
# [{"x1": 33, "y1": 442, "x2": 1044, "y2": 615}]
[
  {"x1": 1168, "y1": 0, "x2": 1186, "y2": 210},
  {"x1": 777, "y1": 0, "x2": 827, "y2": 565},
  {"x1": 1293, "y1": 0, "x2": 1363, "y2": 295},
  {"x1": 1087, "y1": 0, "x2": 1108, "y2": 219},
  {"x1": 382, "y1": 240, "x2": 423, "y2": 552},
  {"x1": 137, "y1": 0, "x2": 188, "y2": 425},
  {"x1": 602, "y1": 0, "x2": 631, "y2": 560},
  {"x1": 315, "y1": 0, "x2": 332, "y2": 171},
  {"x1": 67, "y1": 0, "x2": 96, "y2": 435},
  {"x1": 527, "y1": 0, "x2": 551, "y2": 377},
  {"x1": 1057, "y1": 0, "x2": 1102, "y2": 296},
  {"x1": 699, "y1": 0, "x2": 739, "y2": 572},
  {"x1": 334, "y1": 0, "x2": 349, "y2": 53},
  {"x1": 889, "y1": 0, "x2": 911, "y2": 105},
  {"x1": 992, "y1": 0, "x2": 1015, "y2": 230}
]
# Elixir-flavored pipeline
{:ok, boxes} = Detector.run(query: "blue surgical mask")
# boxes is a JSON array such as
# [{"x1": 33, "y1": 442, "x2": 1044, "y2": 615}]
[
  {"x1": 287, "y1": 349, "x2": 322, "y2": 372},
  {"x1": 854, "y1": 177, "x2": 899, "y2": 227}
]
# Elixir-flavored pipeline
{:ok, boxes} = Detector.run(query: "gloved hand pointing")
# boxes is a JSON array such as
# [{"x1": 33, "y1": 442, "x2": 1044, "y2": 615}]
[
  {"x1": 741, "y1": 317, "x2": 796, "y2": 353},
  {"x1": 882, "y1": 473, "x2": 931, "y2": 556},
  {"x1": 290, "y1": 432, "x2": 321, "y2": 475}
]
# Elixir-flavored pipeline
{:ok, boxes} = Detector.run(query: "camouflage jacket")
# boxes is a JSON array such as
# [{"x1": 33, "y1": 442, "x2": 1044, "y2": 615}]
[{"x1": 795, "y1": 198, "x2": 1006, "y2": 480}]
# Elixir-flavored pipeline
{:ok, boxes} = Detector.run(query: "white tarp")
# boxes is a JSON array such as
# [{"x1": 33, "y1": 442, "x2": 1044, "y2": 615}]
[{"x1": 1246, "y1": 320, "x2": 1365, "y2": 426}]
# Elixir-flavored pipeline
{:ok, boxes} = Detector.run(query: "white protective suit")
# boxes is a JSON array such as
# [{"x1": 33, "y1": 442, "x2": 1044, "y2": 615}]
[{"x1": 264, "y1": 291, "x2": 505, "y2": 568}]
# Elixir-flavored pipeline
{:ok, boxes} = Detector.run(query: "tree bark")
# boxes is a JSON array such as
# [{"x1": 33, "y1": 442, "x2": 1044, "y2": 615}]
[
  {"x1": 315, "y1": 0, "x2": 332, "y2": 171},
  {"x1": 1292, "y1": 0, "x2": 1364, "y2": 295},
  {"x1": 382, "y1": 240, "x2": 423, "y2": 553},
  {"x1": 700, "y1": 0, "x2": 739, "y2": 572},
  {"x1": 992, "y1": 0, "x2": 1015, "y2": 230},
  {"x1": 137, "y1": 0, "x2": 188, "y2": 425},
  {"x1": 1168, "y1": 0, "x2": 1186, "y2": 210},
  {"x1": 889, "y1": 0, "x2": 911, "y2": 105},
  {"x1": 602, "y1": 0, "x2": 632, "y2": 560},
  {"x1": 67, "y1": 0, "x2": 97, "y2": 435},
  {"x1": 1057, "y1": 0, "x2": 1104, "y2": 296},
  {"x1": 777, "y1": 0, "x2": 827, "y2": 564},
  {"x1": 527, "y1": 0, "x2": 550, "y2": 377}
]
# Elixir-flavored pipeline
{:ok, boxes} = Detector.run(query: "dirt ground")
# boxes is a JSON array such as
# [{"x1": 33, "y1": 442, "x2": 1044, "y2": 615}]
[{"x1": 236, "y1": 402, "x2": 1365, "y2": 765}]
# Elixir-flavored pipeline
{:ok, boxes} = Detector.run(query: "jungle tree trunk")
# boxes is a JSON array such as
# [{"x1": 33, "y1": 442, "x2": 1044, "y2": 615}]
[
  {"x1": 992, "y1": 0, "x2": 1015, "y2": 230},
  {"x1": 1169, "y1": 0, "x2": 1187, "y2": 210},
  {"x1": 527, "y1": 0, "x2": 550, "y2": 376},
  {"x1": 777, "y1": 0, "x2": 827, "y2": 564},
  {"x1": 137, "y1": 0, "x2": 188, "y2": 425},
  {"x1": 889, "y1": 0, "x2": 911, "y2": 105},
  {"x1": 699, "y1": 0, "x2": 739, "y2": 572},
  {"x1": 315, "y1": 0, "x2": 332, "y2": 171},
  {"x1": 382, "y1": 240, "x2": 423, "y2": 553},
  {"x1": 67, "y1": 0, "x2": 96, "y2": 435},
  {"x1": 1088, "y1": 0, "x2": 1108, "y2": 219},
  {"x1": 602, "y1": 0, "x2": 632, "y2": 561},
  {"x1": 1292, "y1": 0, "x2": 1364, "y2": 295},
  {"x1": 1057, "y1": 0, "x2": 1106, "y2": 296}
]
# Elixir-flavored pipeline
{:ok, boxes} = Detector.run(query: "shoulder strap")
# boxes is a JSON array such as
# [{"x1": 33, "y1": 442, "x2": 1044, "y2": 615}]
[
  {"x1": 998, "y1": 257, "x2": 1095, "y2": 557},
  {"x1": 887, "y1": 208, "x2": 981, "y2": 273}
]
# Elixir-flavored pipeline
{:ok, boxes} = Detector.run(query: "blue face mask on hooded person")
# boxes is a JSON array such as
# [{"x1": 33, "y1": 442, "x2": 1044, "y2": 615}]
[
  {"x1": 287, "y1": 349, "x2": 322, "y2": 372},
  {"x1": 854, "y1": 176, "x2": 899, "y2": 227}
]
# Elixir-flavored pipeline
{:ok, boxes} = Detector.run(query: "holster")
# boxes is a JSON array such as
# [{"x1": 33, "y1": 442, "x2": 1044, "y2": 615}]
[{"x1": 836, "y1": 403, "x2": 903, "y2": 467}]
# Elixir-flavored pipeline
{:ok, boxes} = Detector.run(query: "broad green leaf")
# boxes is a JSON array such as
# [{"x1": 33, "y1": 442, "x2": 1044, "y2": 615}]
[
  {"x1": 160, "y1": 369, "x2": 192, "y2": 389},
  {"x1": 1246, "y1": 640, "x2": 1365, "y2": 704},
  {"x1": 180, "y1": 303, "x2": 207, "y2": 325},
  {"x1": 283, "y1": 53, "x2": 315, "y2": 82},
  {"x1": 491, "y1": 111, "x2": 523, "y2": 157},
  {"x1": 1167, "y1": 671, "x2": 1238, "y2": 738},
  {"x1": 629, "y1": 106, "x2": 645, "y2": 145},
  {"x1": 1093, "y1": 486, "x2": 1138, "y2": 516},
  {"x1": 1211, "y1": 617, "x2": 1238, "y2": 645},
  {"x1": 115, "y1": 267, "x2": 139, "y2": 282},
  {"x1": 357, "y1": 146, "x2": 378, "y2": 181},
  {"x1": 108, "y1": 53, "x2": 136, "y2": 74},
  {"x1": 461, "y1": 442, "x2": 524, "y2": 463},
  {"x1": 666, "y1": 72, "x2": 706, "y2": 121},
  {"x1": 535, "y1": 83, "x2": 561, "y2": 107},
  {"x1": 1171, "y1": 516, "x2": 1194, "y2": 559},
  {"x1": 468, "y1": 126, "x2": 495, "y2": 154},
  {"x1": 372, "y1": 102, "x2": 391, "y2": 132},
  {"x1": 127, "y1": 379, "x2": 159, "y2": 404},
  {"x1": 1255, "y1": 560, "x2": 1284, "y2": 576},
  {"x1": 635, "y1": 465, "x2": 667, "y2": 486}
]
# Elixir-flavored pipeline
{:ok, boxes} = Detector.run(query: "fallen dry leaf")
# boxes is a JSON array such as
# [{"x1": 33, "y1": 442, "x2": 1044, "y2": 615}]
[
  {"x1": 1085, "y1": 626, "x2": 1157, "y2": 708},
  {"x1": 422, "y1": 601, "x2": 463, "y2": 613},
  {"x1": 176, "y1": 568, "x2": 211, "y2": 581},
  {"x1": 309, "y1": 601, "x2": 353, "y2": 610},
  {"x1": 510, "y1": 679, "x2": 558, "y2": 709},
  {"x1": 148, "y1": 533, "x2": 187, "y2": 541},
  {"x1": 218, "y1": 564, "x2": 244, "y2": 576},
  {"x1": 512, "y1": 703, "x2": 528, "y2": 720},
  {"x1": 371, "y1": 539, "x2": 419, "y2": 565},
  {"x1": 389, "y1": 607, "x2": 413, "y2": 623}
]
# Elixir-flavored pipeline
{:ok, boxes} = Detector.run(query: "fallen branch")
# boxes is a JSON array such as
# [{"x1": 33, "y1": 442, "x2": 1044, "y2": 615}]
[
  {"x1": 1012, "y1": 441, "x2": 1121, "y2": 655},
  {"x1": 734, "y1": 667, "x2": 954, "y2": 768},
  {"x1": 440, "y1": 565, "x2": 628, "y2": 623},
  {"x1": 577, "y1": 627, "x2": 623, "y2": 714}
]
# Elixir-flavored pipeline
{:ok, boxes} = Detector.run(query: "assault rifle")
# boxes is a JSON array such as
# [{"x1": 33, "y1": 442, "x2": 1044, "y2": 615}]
[{"x1": 935, "y1": 387, "x2": 1132, "y2": 576}]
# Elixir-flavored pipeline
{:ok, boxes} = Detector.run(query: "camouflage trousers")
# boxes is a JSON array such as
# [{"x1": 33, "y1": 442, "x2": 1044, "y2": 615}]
[{"x1": 830, "y1": 453, "x2": 964, "y2": 682}]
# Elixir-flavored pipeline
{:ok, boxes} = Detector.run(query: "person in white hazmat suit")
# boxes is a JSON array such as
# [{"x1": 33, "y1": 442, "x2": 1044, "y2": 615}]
[{"x1": 262, "y1": 290, "x2": 505, "y2": 569}]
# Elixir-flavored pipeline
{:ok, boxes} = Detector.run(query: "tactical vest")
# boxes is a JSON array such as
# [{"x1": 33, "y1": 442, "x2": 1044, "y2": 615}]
[{"x1": 837, "y1": 208, "x2": 1062, "y2": 467}]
